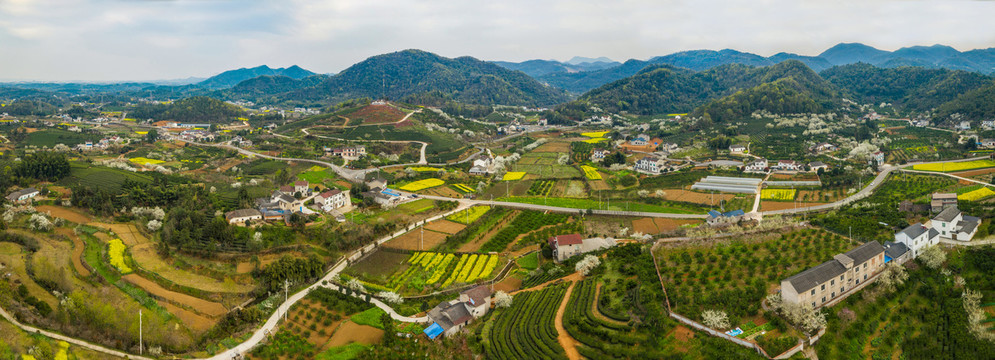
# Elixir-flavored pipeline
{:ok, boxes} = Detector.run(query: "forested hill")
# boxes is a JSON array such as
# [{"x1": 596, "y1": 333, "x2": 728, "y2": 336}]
[
  {"x1": 576, "y1": 60, "x2": 841, "y2": 117},
  {"x1": 820, "y1": 63, "x2": 993, "y2": 112},
  {"x1": 935, "y1": 82, "x2": 995, "y2": 121},
  {"x1": 227, "y1": 75, "x2": 330, "y2": 102},
  {"x1": 129, "y1": 96, "x2": 246, "y2": 123},
  {"x1": 279, "y1": 49, "x2": 571, "y2": 107},
  {"x1": 197, "y1": 65, "x2": 316, "y2": 89}
]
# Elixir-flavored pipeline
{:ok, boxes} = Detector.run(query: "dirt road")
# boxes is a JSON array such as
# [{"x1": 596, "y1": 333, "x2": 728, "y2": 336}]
[{"x1": 554, "y1": 281, "x2": 581, "y2": 360}]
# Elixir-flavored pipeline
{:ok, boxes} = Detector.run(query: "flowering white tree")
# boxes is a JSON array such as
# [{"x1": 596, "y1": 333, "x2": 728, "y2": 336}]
[
  {"x1": 557, "y1": 154, "x2": 569, "y2": 165},
  {"x1": 494, "y1": 291, "x2": 513, "y2": 308},
  {"x1": 147, "y1": 220, "x2": 162, "y2": 232},
  {"x1": 346, "y1": 278, "x2": 364, "y2": 291},
  {"x1": 919, "y1": 245, "x2": 946, "y2": 269},
  {"x1": 377, "y1": 291, "x2": 404, "y2": 304},
  {"x1": 781, "y1": 302, "x2": 827, "y2": 334},
  {"x1": 701, "y1": 310, "x2": 730, "y2": 329},
  {"x1": 877, "y1": 262, "x2": 909, "y2": 291},
  {"x1": 28, "y1": 213, "x2": 53, "y2": 231},
  {"x1": 575, "y1": 255, "x2": 601, "y2": 275}
]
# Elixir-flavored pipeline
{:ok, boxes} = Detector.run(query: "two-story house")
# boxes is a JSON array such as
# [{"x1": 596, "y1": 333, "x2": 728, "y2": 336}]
[
  {"x1": 744, "y1": 158, "x2": 768, "y2": 173},
  {"x1": 314, "y1": 189, "x2": 351, "y2": 211},
  {"x1": 781, "y1": 241, "x2": 886, "y2": 308},
  {"x1": 894, "y1": 223, "x2": 939, "y2": 258},
  {"x1": 634, "y1": 156, "x2": 667, "y2": 175}
]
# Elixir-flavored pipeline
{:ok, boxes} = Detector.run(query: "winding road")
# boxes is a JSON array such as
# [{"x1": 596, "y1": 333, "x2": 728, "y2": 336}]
[{"x1": 5, "y1": 130, "x2": 992, "y2": 359}]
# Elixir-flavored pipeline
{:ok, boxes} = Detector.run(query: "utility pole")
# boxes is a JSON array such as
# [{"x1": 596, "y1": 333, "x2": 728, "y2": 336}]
[
  {"x1": 420, "y1": 226, "x2": 424, "y2": 251},
  {"x1": 284, "y1": 279, "x2": 289, "y2": 322},
  {"x1": 139, "y1": 309, "x2": 143, "y2": 355}
]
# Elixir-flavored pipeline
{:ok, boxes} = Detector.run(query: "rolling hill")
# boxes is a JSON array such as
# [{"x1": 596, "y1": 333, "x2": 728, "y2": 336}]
[
  {"x1": 198, "y1": 65, "x2": 316, "y2": 89},
  {"x1": 280, "y1": 49, "x2": 570, "y2": 107}
]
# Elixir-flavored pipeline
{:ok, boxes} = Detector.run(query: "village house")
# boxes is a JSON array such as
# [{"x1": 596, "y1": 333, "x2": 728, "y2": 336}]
[
  {"x1": 330, "y1": 146, "x2": 367, "y2": 160},
  {"x1": 313, "y1": 189, "x2": 351, "y2": 212},
  {"x1": 808, "y1": 161, "x2": 828, "y2": 173},
  {"x1": 897, "y1": 200, "x2": 929, "y2": 213},
  {"x1": 591, "y1": 149, "x2": 610, "y2": 162},
  {"x1": 912, "y1": 119, "x2": 930, "y2": 127},
  {"x1": 980, "y1": 139, "x2": 995, "y2": 149},
  {"x1": 630, "y1": 134, "x2": 651, "y2": 146},
  {"x1": 957, "y1": 121, "x2": 972, "y2": 131},
  {"x1": 729, "y1": 144, "x2": 747, "y2": 153},
  {"x1": 548, "y1": 234, "x2": 618, "y2": 262},
  {"x1": 706, "y1": 209, "x2": 745, "y2": 226},
  {"x1": 743, "y1": 158, "x2": 768, "y2": 173},
  {"x1": 771, "y1": 160, "x2": 803, "y2": 172},
  {"x1": 660, "y1": 142, "x2": 679, "y2": 152},
  {"x1": 361, "y1": 187, "x2": 398, "y2": 207},
  {"x1": 179, "y1": 129, "x2": 215, "y2": 142},
  {"x1": 931, "y1": 193, "x2": 958, "y2": 213},
  {"x1": 225, "y1": 209, "x2": 262, "y2": 225},
  {"x1": 469, "y1": 156, "x2": 493, "y2": 175},
  {"x1": 870, "y1": 151, "x2": 885, "y2": 165},
  {"x1": 780, "y1": 241, "x2": 886, "y2": 308},
  {"x1": 809, "y1": 142, "x2": 837, "y2": 154},
  {"x1": 883, "y1": 241, "x2": 912, "y2": 265},
  {"x1": 983, "y1": 120, "x2": 995, "y2": 130},
  {"x1": 894, "y1": 223, "x2": 939, "y2": 259},
  {"x1": 423, "y1": 285, "x2": 493, "y2": 340},
  {"x1": 633, "y1": 156, "x2": 667, "y2": 175},
  {"x1": 294, "y1": 181, "x2": 311, "y2": 196},
  {"x1": 5, "y1": 188, "x2": 39, "y2": 203},
  {"x1": 933, "y1": 206, "x2": 979, "y2": 242}
]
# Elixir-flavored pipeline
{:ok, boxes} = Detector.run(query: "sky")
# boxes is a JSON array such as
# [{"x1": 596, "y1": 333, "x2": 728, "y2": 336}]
[{"x1": 2, "y1": 0, "x2": 995, "y2": 82}]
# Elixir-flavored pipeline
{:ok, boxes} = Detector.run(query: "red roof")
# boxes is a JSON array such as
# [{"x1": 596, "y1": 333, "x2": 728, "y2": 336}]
[
  {"x1": 320, "y1": 189, "x2": 341, "y2": 198},
  {"x1": 550, "y1": 234, "x2": 583, "y2": 246},
  {"x1": 279, "y1": 185, "x2": 294, "y2": 193},
  {"x1": 294, "y1": 181, "x2": 308, "y2": 186}
]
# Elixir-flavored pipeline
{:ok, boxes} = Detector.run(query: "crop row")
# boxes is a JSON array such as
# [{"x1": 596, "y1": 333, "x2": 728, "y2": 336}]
[
  {"x1": 479, "y1": 211, "x2": 570, "y2": 252},
  {"x1": 565, "y1": 280, "x2": 643, "y2": 359},
  {"x1": 527, "y1": 180, "x2": 555, "y2": 196},
  {"x1": 483, "y1": 284, "x2": 568, "y2": 360},
  {"x1": 446, "y1": 206, "x2": 490, "y2": 224},
  {"x1": 451, "y1": 183, "x2": 475, "y2": 193}
]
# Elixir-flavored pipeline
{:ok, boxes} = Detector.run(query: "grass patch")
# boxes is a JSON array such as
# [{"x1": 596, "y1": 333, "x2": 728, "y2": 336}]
[
  {"x1": 517, "y1": 252, "x2": 539, "y2": 270},
  {"x1": 350, "y1": 307, "x2": 386, "y2": 329},
  {"x1": 317, "y1": 343, "x2": 369, "y2": 360}
]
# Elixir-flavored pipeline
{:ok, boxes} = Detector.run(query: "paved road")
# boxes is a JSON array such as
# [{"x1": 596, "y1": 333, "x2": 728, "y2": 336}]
[
  {"x1": 0, "y1": 305, "x2": 154, "y2": 360},
  {"x1": 205, "y1": 203, "x2": 466, "y2": 360}
]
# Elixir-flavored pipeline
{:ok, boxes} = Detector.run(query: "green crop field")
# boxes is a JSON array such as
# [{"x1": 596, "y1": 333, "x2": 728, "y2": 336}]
[
  {"x1": 23, "y1": 129, "x2": 101, "y2": 147},
  {"x1": 497, "y1": 196, "x2": 700, "y2": 214},
  {"x1": 63, "y1": 163, "x2": 152, "y2": 191}
]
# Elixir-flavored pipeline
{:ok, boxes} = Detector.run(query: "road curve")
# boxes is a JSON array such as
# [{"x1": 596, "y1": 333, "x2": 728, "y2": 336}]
[{"x1": 0, "y1": 305, "x2": 154, "y2": 360}]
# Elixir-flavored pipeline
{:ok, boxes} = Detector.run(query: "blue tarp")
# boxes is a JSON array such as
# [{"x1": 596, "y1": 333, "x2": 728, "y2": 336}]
[
  {"x1": 884, "y1": 255, "x2": 893, "y2": 263},
  {"x1": 423, "y1": 323, "x2": 444, "y2": 340}
]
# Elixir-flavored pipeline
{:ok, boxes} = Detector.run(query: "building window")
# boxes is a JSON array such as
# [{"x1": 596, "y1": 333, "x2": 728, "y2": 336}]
[
  {"x1": 812, "y1": 302, "x2": 816, "y2": 308},
  {"x1": 856, "y1": 279, "x2": 860, "y2": 285},
  {"x1": 840, "y1": 275, "x2": 844, "y2": 281},
  {"x1": 810, "y1": 289, "x2": 815, "y2": 296},
  {"x1": 864, "y1": 274, "x2": 867, "y2": 280},
  {"x1": 832, "y1": 292, "x2": 835, "y2": 298},
  {"x1": 864, "y1": 263, "x2": 867, "y2": 269},
  {"x1": 822, "y1": 297, "x2": 826, "y2": 303},
  {"x1": 831, "y1": 280, "x2": 835, "y2": 286},
  {"x1": 821, "y1": 284, "x2": 825, "y2": 291}
]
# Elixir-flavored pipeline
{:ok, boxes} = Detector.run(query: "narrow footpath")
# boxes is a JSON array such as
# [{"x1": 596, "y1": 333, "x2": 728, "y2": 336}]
[{"x1": 554, "y1": 281, "x2": 582, "y2": 360}]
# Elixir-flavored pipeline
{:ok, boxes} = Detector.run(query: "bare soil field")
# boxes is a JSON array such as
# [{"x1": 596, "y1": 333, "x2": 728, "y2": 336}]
[
  {"x1": 797, "y1": 190, "x2": 844, "y2": 202},
  {"x1": 631, "y1": 218, "x2": 700, "y2": 234},
  {"x1": 759, "y1": 201, "x2": 827, "y2": 212},
  {"x1": 660, "y1": 189, "x2": 734, "y2": 205},
  {"x1": 130, "y1": 242, "x2": 255, "y2": 293},
  {"x1": 422, "y1": 186, "x2": 461, "y2": 198},
  {"x1": 533, "y1": 141, "x2": 571, "y2": 153},
  {"x1": 952, "y1": 168, "x2": 995, "y2": 177},
  {"x1": 160, "y1": 301, "x2": 217, "y2": 333},
  {"x1": 769, "y1": 173, "x2": 819, "y2": 181},
  {"x1": 492, "y1": 275, "x2": 523, "y2": 293},
  {"x1": 588, "y1": 179, "x2": 611, "y2": 191},
  {"x1": 347, "y1": 251, "x2": 409, "y2": 279},
  {"x1": 423, "y1": 219, "x2": 466, "y2": 235},
  {"x1": 37, "y1": 205, "x2": 92, "y2": 224},
  {"x1": 383, "y1": 228, "x2": 449, "y2": 251},
  {"x1": 123, "y1": 274, "x2": 228, "y2": 317},
  {"x1": 327, "y1": 321, "x2": 384, "y2": 347}
]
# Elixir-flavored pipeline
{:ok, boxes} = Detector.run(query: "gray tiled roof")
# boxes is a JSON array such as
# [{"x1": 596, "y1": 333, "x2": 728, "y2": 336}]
[
  {"x1": 897, "y1": 223, "x2": 928, "y2": 239},
  {"x1": 844, "y1": 241, "x2": 885, "y2": 265},
  {"x1": 928, "y1": 228, "x2": 939, "y2": 239},
  {"x1": 934, "y1": 206, "x2": 962, "y2": 222},
  {"x1": 225, "y1": 209, "x2": 261, "y2": 220},
  {"x1": 785, "y1": 241, "x2": 885, "y2": 293},
  {"x1": 785, "y1": 260, "x2": 848, "y2": 293},
  {"x1": 884, "y1": 241, "x2": 909, "y2": 259},
  {"x1": 958, "y1": 218, "x2": 980, "y2": 234}
]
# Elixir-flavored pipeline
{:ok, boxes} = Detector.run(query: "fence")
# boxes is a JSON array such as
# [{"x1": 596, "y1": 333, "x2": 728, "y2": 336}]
[{"x1": 669, "y1": 312, "x2": 769, "y2": 357}]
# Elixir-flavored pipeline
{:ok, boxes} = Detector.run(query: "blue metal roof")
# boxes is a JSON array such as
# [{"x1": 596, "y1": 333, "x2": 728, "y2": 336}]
[
  {"x1": 723, "y1": 209, "x2": 745, "y2": 217},
  {"x1": 707, "y1": 210, "x2": 722, "y2": 218},
  {"x1": 424, "y1": 323, "x2": 444, "y2": 340}
]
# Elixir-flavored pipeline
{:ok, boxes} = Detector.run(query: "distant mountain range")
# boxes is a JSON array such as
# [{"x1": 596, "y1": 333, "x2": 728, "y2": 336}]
[
  {"x1": 494, "y1": 43, "x2": 995, "y2": 94},
  {"x1": 197, "y1": 65, "x2": 316, "y2": 89}
]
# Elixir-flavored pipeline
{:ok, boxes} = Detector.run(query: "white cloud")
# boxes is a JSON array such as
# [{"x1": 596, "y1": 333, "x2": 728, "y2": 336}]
[{"x1": 0, "y1": 0, "x2": 993, "y2": 81}]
